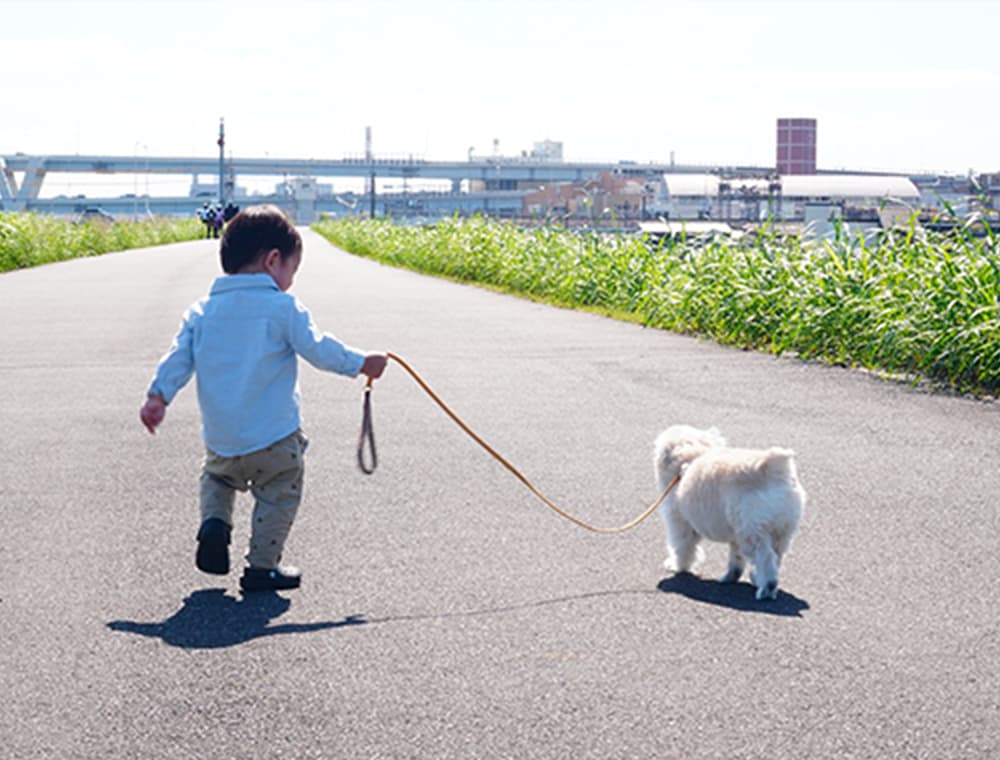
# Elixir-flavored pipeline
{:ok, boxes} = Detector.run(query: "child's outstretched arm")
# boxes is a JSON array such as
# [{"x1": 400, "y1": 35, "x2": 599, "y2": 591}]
[
  {"x1": 140, "y1": 394, "x2": 167, "y2": 434},
  {"x1": 287, "y1": 301, "x2": 386, "y2": 380}
]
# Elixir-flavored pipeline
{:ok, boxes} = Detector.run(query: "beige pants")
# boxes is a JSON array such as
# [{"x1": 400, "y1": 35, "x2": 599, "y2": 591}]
[{"x1": 199, "y1": 430, "x2": 308, "y2": 569}]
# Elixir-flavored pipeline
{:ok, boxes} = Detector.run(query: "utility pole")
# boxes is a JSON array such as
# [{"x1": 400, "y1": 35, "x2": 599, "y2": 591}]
[
  {"x1": 365, "y1": 126, "x2": 375, "y2": 218},
  {"x1": 217, "y1": 118, "x2": 225, "y2": 205}
]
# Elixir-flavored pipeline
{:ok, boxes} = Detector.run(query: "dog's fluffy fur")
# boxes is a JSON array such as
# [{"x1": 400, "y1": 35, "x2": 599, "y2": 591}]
[{"x1": 654, "y1": 425, "x2": 805, "y2": 600}]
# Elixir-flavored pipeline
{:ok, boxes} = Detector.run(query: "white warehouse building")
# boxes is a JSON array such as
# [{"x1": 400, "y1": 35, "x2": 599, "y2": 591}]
[{"x1": 649, "y1": 173, "x2": 920, "y2": 221}]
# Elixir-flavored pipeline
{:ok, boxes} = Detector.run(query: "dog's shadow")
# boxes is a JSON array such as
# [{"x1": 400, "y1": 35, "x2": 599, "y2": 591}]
[
  {"x1": 107, "y1": 588, "x2": 366, "y2": 649},
  {"x1": 657, "y1": 573, "x2": 809, "y2": 617}
]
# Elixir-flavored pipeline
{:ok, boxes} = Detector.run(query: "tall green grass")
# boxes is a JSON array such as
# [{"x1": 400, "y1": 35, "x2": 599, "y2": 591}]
[
  {"x1": 0, "y1": 213, "x2": 204, "y2": 272},
  {"x1": 314, "y1": 215, "x2": 1000, "y2": 396}
]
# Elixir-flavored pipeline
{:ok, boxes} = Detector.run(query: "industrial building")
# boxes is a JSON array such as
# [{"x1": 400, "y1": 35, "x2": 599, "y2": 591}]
[
  {"x1": 776, "y1": 118, "x2": 818, "y2": 175},
  {"x1": 522, "y1": 172, "x2": 647, "y2": 221},
  {"x1": 646, "y1": 173, "x2": 921, "y2": 222}
]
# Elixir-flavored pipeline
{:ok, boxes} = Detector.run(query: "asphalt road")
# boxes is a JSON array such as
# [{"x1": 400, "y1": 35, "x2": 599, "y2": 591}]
[{"x1": 1, "y1": 229, "x2": 998, "y2": 759}]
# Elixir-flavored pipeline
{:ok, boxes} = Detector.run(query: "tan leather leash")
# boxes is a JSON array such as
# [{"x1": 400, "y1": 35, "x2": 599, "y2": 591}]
[{"x1": 356, "y1": 352, "x2": 680, "y2": 534}]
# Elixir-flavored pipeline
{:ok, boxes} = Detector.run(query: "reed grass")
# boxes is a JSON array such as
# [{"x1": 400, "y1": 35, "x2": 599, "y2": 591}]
[
  {"x1": 0, "y1": 213, "x2": 204, "y2": 272},
  {"x1": 313, "y1": 215, "x2": 1000, "y2": 396}
]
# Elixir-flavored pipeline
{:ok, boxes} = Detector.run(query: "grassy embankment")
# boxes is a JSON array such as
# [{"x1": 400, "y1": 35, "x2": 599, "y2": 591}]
[
  {"x1": 0, "y1": 212, "x2": 204, "y2": 273},
  {"x1": 314, "y1": 215, "x2": 1000, "y2": 397}
]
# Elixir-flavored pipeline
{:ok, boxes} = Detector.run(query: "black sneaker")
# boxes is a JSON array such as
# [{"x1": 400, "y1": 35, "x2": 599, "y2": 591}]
[
  {"x1": 240, "y1": 565, "x2": 302, "y2": 592},
  {"x1": 195, "y1": 518, "x2": 231, "y2": 575}
]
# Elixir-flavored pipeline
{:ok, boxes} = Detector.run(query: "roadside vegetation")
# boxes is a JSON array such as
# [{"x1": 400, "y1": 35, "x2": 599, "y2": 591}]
[
  {"x1": 0, "y1": 212, "x2": 203, "y2": 272},
  {"x1": 314, "y1": 214, "x2": 1000, "y2": 397}
]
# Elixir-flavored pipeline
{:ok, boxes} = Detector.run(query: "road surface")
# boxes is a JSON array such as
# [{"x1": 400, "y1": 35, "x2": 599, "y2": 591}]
[{"x1": 1, "y1": 230, "x2": 998, "y2": 758}]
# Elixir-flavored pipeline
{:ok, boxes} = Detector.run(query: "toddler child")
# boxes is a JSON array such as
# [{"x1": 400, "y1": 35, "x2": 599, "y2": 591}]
[{"x1": 140, "y1": 204, "x2": 386, "y2": 592}]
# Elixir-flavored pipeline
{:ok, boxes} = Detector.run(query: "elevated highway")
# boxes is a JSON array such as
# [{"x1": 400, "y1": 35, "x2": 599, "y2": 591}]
[
  {"x1": 15, "y1": 188, "x2": 530, "y2": 224},
  {"x1": 1, "y1": 152, "x2": 688, "y2": 187},
  {"x1": 0, "y1": 152, "x2": 739, "y2": 217},
  {"x1": 0, "y1": 152, "x2": 945, "y2": 221}
]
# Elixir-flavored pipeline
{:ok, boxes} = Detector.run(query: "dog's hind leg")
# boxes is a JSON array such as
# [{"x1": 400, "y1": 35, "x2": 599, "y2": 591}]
[
  {"x1": 664, "y1": 515, "x2": 703, "y2": 574},
  {"x1": 719, "y1": 543, "x2": 746, "y2": 584},
  {"x1": 742, "y1": 535, "x2": 780, "y2": 600},
  {"x1": 772, "y1": 524, "x2": 796, "y2": 569}
]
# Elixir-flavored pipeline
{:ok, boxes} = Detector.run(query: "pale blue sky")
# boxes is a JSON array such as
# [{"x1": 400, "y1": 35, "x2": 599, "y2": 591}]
[{"x1": 4, "y1": 0, "x2": 999, "y2": 195}]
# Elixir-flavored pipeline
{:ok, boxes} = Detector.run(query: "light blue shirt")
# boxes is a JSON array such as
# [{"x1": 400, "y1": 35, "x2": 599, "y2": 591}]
[{"x1": 148, "y1": 273, "x2": 365, "y2": 457}]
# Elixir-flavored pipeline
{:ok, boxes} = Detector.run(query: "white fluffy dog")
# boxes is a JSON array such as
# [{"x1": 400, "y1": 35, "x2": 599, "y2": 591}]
[{"x1": 654, "y1": 425, "x2": 806, "y2": 600}]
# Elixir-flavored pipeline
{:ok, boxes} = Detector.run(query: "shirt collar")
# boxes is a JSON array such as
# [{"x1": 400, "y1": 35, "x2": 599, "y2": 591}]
[{"x1": 210, "y1": 273, "x2": 280, "y2": 295}]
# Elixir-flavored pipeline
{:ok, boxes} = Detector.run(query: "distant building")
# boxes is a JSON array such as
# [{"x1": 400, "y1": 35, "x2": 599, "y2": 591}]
[
  {"x1": 646, "y1": 174, "x2": 724, "y2": 220},
  {"x1": 189, "y1": 179, "x2": 248, "y2": 200},
  {"x1": 647, "y1": 173, "x2": 919, "y2": 222},
  {"x1": 530, "y1": 140, "x2": 563, "y2": 161},
  {"x1": 522, "y1": 171, "x2": 646, "y2": 220},
  {"x1": 273, "y1": 177, "x2": 333, "y2": 198},
  {"x1": 910, "y1": 174, "x2": 987, "y2": 216},
  {"x1": 273, "y1": 177, "x2": 334, "y2": 224},
  {"x1": 979, "y1": 172, "x2": 1000, "y2": 212},
  {"x1": 467, "y1": 138, "x2": 566, "y2": 193},
  {"x1": 776, "y1": 118, "x2": 817, "y2": 175},
  {"x1": 780, "y1": 174, "x2": 918, "y2": 215}
]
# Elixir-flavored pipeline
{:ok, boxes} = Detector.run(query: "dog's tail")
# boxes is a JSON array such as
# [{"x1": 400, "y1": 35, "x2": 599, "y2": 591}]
[{"x1": 761, "y1": 447, "x2": 798, "y2": 480}]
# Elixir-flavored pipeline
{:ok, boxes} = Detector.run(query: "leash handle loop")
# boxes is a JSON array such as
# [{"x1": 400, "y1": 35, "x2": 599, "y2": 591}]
[{"x1": 357, "y1": 379, "x2": 377, "y2": 475}]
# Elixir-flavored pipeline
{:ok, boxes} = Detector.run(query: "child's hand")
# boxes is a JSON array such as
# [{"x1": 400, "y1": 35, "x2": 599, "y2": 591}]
[
  {"x1": 361, "y1": 353, "x2": 388, "y2": 381},
  {"x1": 140, "y1": 395, "x2": 166, "y2": 434}
]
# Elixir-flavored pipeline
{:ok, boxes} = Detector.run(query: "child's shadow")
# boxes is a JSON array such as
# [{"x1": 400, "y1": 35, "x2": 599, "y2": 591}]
[
  {"x1": 107, "y1": 588, "x2": 366, "y2": 649},
  {"x1": 657, "y1": 573, "x2": 810, "y2": 617}
]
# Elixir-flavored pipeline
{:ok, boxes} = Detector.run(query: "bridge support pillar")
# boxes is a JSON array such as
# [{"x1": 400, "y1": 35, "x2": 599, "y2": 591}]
[
  {"x1": 12, "y1": 157, "x2": 47, "y2": 211},
  {"x1": 0, "y1": 158, "x2": 18, "y2": 211}
]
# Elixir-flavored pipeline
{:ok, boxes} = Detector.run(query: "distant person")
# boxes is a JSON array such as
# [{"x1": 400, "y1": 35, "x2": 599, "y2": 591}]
[
  {"x1": 210, "y1": 203, "x2": 224, "y2": 238},
  {"x1": 197, "y1": 202, "x2": 213, "y2": 238},
  {"x1": 223, "y1": 201, "x2": 240, "y2": 224},
  {"x1": 140, "y1": 204, "x2": 388, "y2": 592}
]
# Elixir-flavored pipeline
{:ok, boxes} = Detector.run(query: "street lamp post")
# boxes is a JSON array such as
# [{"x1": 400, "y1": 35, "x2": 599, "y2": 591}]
[
  {"x1": 133, "y1": 142, "x2": 139, "y2": 221},
  {"x1": 142, "y1": 145, "x2": 151, "y2": 218},
  {"x1": 217, "y1": 118, "x2": 225, "y2": 205}
]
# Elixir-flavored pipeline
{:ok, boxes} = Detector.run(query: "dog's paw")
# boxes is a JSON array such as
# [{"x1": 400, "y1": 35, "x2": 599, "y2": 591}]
[
  {"x1": 718, "y1": 567, "x2": 743, "y2": 584},
  {"x1": 663, "y1": 545, "x2": 704, "y2": 574},
  {"x1": 755, "y1": 581, "x2": 779, "y2": 600}
]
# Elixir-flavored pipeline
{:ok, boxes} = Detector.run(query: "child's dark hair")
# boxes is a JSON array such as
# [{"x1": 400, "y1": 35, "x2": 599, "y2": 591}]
[{"x1": 220, "y1": 205, "x2": 302, "y2": 274}]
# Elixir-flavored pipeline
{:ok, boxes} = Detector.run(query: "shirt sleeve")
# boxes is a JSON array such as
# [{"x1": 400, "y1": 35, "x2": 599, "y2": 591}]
[
  {"x1": 147, "y1": 307, "x2": 198, "y2": 404},
  {"x1": 287, "y1": 298, "x2": 366, "y2": 376}
]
